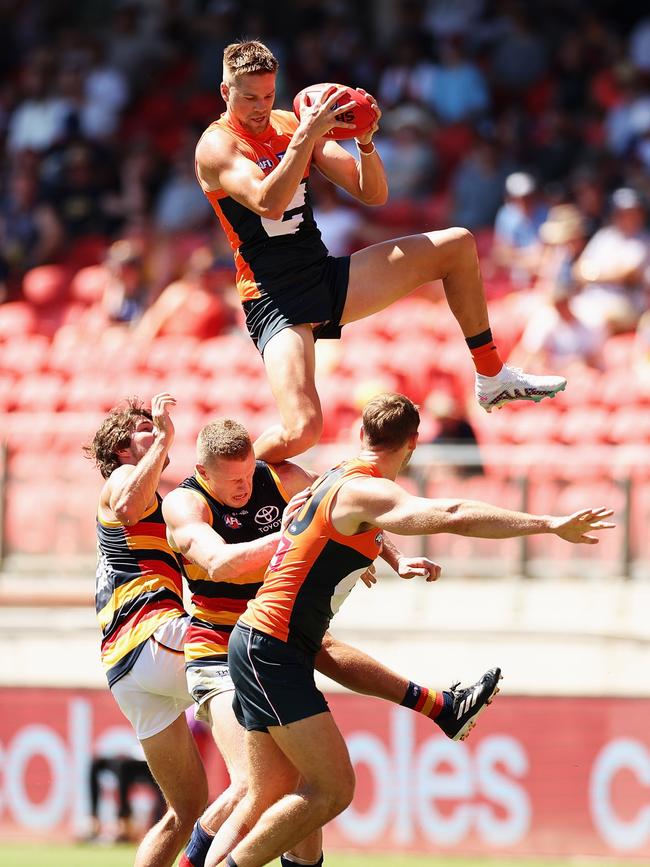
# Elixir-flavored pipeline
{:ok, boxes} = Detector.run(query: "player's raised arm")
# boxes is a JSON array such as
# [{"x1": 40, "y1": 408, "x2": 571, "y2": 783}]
[
  {"x1": 162, "y1": 488, "x2": 282, "y2": 582},
  {"x1": 101, "y1": 392, "x2": 176, "y2": 525},
  {"x1": 340, "y1": 476, "x2": 615, "y2": 544}
]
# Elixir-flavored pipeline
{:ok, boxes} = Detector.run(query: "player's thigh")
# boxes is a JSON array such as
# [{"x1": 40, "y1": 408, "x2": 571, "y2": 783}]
[
  {"x1": 245, "y1": 729, "x2": 301, "y2": 806},
  {"x1": 268, "y1": 711, "x2": 354, "y2": 799},
  {"x1": 344, "y1": 228, "x2": 471, "y2": 324},
  {"x1": 262, "y1": 325, "x2": 320, "y2": 415},
  {"x1": 140, "y1": 712, "x2": 207, "y2": 815},
  {"x1": 207, "y1": 690, "x2": 247, "y2": 784}
]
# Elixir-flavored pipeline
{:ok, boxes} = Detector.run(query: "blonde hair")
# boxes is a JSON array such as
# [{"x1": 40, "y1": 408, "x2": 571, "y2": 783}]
[
  {"x1": 197, "y1": 419, "x2": 252, "y2": 465},
  {"x1": 223, "y1": 40, "x2": 278, "y2": 84},
  {"x1": 362, "y1": 393, "x2": 420, "y2": 450}
]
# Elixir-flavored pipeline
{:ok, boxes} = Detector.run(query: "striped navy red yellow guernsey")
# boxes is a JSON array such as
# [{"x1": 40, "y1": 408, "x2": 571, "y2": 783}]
[
  {"x1": 95, "y1": 495, "x2": 186, "y2": 687},
  {"x1": 242, "y1": 459, "x2": 384, "y2": 654},
  {"x1": 177, "y1": 461, "x2": 289, "y2": 668},
  {"x1": 198, "y1": 110, "x2": 327, "y2": 302}
]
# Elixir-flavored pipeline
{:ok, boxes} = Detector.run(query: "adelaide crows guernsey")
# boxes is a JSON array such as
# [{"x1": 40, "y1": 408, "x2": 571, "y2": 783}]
[
  {"x1": 198, "y1": 110, "x2": 328, "y2": 302},
  {"x1": 178, "y1": 461, "x2": 289, "y2": 667},
  {"x1": 242, "y1": 459, "x2": 384, "y2": 654},
  {"x1": 95, "y1": 495, "x2": 186, "y2": 688}
]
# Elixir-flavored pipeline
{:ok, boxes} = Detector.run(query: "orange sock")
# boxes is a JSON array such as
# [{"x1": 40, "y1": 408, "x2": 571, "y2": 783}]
[{"x1": 466, "y1": 328, "x2": 503, "y2": 377}]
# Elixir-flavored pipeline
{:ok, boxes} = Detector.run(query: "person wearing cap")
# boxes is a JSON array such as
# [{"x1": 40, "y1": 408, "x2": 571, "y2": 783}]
[
  {"x1": 572, "y1": 187, "x2": 650, "y2": 333},
  {"x1": 493, "y1": 172, "x2": 548, "y2": 287},
  {"x1": 509, "y1": 203, "x2": 605, "y2": 372}
]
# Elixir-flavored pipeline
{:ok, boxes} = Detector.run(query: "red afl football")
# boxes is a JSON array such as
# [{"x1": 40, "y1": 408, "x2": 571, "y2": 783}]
[{"x1": 292, "y1": 83, "x2": 376, "y2": 140}]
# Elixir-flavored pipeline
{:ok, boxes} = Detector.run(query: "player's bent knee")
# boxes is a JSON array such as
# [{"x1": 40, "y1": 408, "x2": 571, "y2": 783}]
[{"x1": 284, "y1": 412, "x2": 323, "y2": 452}]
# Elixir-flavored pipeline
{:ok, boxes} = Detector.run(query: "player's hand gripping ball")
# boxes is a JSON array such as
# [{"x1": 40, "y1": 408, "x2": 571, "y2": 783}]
[{"x1": 293, "y1": 83, "x2": 376, "y2": 140}]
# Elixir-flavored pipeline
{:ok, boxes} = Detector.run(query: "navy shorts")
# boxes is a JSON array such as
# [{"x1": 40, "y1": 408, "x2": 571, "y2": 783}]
[
  {"x1": 229, "y1": 622, "x2": 329, "y2": 732},
  {"x1": 242, "y1": 255, "x2": 350, "y2": 355}
]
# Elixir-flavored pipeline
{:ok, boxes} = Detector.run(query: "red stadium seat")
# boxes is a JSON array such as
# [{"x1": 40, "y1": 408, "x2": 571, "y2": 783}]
[
  {"x1": 142, "y1": 336, "x2": 201, "y2": 376},
  {"x1": 0, "y1": 301, "x2": 38, "y2": 339},
  {"x1": 0, "y1": 335, "x2": 51, "y2": 376},
  {"x1": 602, "y1": 333, "x2": 635, "y2": 369},
  {"x1": 607, "y1": 407, "x2": 650, "y2": 444},
  {"x1": 21, "y1": 265, "x2": 70, "y2": 305},
  {"x1": 13, "y1": 372, "x2": 67, "y2": 412},
  {"x1": 69, "y1": 265, "x2": 109, "y2": 305},
  {"x1": 557, "y1": 407, "x2": 610, "y2": 445}
]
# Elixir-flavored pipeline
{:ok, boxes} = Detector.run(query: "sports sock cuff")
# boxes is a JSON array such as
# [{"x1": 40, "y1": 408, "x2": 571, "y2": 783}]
[
  {"x1": 282, "y1": 854, "x2": 324, "y2": 867},
  {"x1": 184, "y1": 820, "x2": 215, "y2": 867},
  {"x1": 401, "y1": 682, "x2": 444, "y2": 719},
  {"x1": 465, "y1": 328, "x2": 493, "y2": 350}
]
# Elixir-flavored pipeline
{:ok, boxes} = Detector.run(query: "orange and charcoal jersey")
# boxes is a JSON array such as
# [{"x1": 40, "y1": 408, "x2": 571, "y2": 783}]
[
  {"x1": 242, "y1": 459, "x2": 384, "y2": 655},
  {"x1": 198, "y1": 110, "x2": 328, "y2": 303},
  {"x1": 177, "y1": 461, "x2": 290, "y2": 668},
  {"x1": 95, "y1": 494, "x2": 186, "y2": 688}
]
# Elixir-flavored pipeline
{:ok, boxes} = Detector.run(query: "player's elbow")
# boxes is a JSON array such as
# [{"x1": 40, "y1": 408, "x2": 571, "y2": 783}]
[{"x1": 363, "y1": 189, "x2": 388, "y2": 207}]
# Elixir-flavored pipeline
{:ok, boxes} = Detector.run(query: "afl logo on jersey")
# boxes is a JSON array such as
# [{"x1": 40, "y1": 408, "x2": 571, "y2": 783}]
[
  {"x1": 224, "y1": 515, "x2": 242, "y2": 529},
  {"x1": 255, "y1": 505, "x2": 280, "y2": 525},
  {"x1": 375, "y1": 531, "x2": 383, "y2": 546},
  {"x1": 257, "y1": 158, "x2": 274, "y2": 170}
]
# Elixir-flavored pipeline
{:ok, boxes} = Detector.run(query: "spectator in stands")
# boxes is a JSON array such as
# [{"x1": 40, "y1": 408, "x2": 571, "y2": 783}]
[
  {"x1": 426, "y1": 389, "x2": 483, "y2": 477},
  {"x1": 633, "y1": 308, "x2": 650, "y2": 392},
  {"x1": 493, "y1": 171, "x2": 547, "y2": 287},
  {"x1": 377, "y1": 37, "x2": 436, "y2": 109},
  {"x1": 490, "y1": 7, "x2": 548, "y2": 95},
  {"x1": 376, "y1": 105, "x2": 437, "y2": 200},
  {"x1": 153, "y1": 149, "x2": 214, "y2": 234},
  {"x1": 573, "y1": 187, "x2": 650, "y2": 333},
  {"x1": 133, "y1": 246, "x2": 238, "y2": 342},
  {"x1": 102, "y1": 239, "x2": 148, "y2": 326},
  {"x1": 420, "y1": 39, "x2": 490, "y2": 124},
  {"x1": 535, "y1": 204, "x2": 589, "y2": 297},
  {"x1": 312, "y1": 176, "x2": 366, "y2": 257},
  {"x1": 80, "y1": 38, "x2": 130, "y2": 141},
  {"x1": 6, "y1": 51, "x2": 71, "y2": 154},
  {"x1": 0, "y1": 169, "x2": 62, "y2": 274},
  {"x1": 43, "y1": 143, "x2": 118, "y2": 243},
  {"x1": 451, "y1": 135, "x2": 510, "y2": 229},
  {"x1": 510, "y1": 281, "x2": 606, "y2": 374}
]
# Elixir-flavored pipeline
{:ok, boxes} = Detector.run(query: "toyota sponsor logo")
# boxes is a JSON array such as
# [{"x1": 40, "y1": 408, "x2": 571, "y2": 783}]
[{"x1": 254, "y1": 505, "x2": 280, "y2": 525}]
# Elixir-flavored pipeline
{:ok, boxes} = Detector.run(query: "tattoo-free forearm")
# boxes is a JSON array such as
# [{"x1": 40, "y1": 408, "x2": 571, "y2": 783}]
[{"x1": 110, "y1": 438, "x2": 170, "y2": 523}]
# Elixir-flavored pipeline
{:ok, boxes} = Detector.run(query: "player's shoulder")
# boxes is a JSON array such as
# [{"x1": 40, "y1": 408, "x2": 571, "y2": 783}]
[
  {"x1": 267, "y1": 459, "x2": 315, "y2": 498},
  {"x1": 163, "y1": 483, "x2": 210, "y2": 520}
]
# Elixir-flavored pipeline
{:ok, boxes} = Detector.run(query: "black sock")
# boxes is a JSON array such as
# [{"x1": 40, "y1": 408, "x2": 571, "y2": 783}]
[{"x1": 281, "y1": 854, "x2": 324, "y2": 867}]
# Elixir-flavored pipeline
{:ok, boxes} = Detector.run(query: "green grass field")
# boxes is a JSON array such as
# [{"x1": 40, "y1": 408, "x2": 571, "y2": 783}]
[{"x1": 0, "y1": 845, "x2": 637, "y2": 867}]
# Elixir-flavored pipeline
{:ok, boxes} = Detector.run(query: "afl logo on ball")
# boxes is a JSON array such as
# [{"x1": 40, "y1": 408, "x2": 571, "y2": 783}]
[{"x1": 255, "y1": 505, "x2": 280, "y2": 525}]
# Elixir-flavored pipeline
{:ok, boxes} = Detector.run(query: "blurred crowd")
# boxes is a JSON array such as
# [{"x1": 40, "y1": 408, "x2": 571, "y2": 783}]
[{"x1": 1, "y1": 0, "x2": 650, "y2": 400}]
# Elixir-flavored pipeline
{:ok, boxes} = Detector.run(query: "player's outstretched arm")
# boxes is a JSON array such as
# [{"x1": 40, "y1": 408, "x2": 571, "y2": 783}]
[
  {"x1": 379, "y1": 534, "x2": 441, "y2": 582},
  {"x1": 102, "y1": 392, "x2": 175, "y2": 525},
  {"x1": 342, "y1": 477, "x2": 615, "y2": 543},
  {"x1": 162, "y1": 489, "x2": 282, "y2": 582}
]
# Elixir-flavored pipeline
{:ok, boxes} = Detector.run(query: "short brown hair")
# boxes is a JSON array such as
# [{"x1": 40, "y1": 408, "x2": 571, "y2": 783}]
[
  {"x1": 83, "y1": 398, "x2": 152, "y2": 479},
  {"x1": 223, "y1": 40, "x2": 278, "y2": 83},
  {"x1": 197, "y1": 419, "x2": 252, "y2": 465},
  {"x1": 361, "y1": 393, "x2": 420, "y2": 450}
]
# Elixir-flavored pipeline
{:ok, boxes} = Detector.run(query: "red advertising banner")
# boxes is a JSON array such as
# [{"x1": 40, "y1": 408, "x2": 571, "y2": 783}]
[{"x1": 1, "y1": 688, "x2": 649, "y2": 859}]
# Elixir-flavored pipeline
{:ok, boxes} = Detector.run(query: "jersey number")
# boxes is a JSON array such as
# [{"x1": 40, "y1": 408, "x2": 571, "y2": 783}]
[{"x1": 261, "y1": 183, "x2": 307, "y2": 237}]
